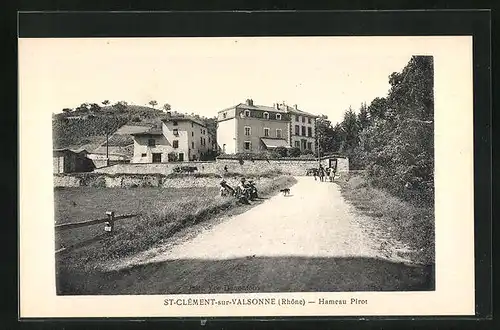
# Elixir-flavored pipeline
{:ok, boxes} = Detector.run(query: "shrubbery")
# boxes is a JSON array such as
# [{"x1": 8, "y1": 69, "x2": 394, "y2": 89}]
[{"x1": 317, "y1": 56, "x2": 434, "y2": 205}]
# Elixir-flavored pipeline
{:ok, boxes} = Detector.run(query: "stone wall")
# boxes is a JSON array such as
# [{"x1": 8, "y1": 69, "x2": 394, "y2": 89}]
[
  {"x1": 70, "y1": 157, "x2": 349, "y2": 177},
  {"x1": 54, "y1": 173, "x2": 272, "y2": 189},
  {"x1": 94, "y1": 161, "x2": 218, "y2": 175}
]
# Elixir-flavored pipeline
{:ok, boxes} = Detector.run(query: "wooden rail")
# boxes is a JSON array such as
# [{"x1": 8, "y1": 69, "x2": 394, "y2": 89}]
[{"x1": 55, "y1": 213, "x2": 140, "y2": 232}]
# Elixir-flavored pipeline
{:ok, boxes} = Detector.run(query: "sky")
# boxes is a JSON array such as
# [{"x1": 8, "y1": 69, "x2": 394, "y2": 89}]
[{"x1": 19, "y1": 37, "x2": 427, "y2": 124}]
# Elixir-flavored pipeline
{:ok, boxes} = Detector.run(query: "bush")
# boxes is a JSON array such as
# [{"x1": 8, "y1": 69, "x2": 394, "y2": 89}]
[
  {"x1": 274, "y1": 146, "x2": 288, "y2": 158},
  {"x1": 289, "y1": 147, "x2": 301, "y2": 157}
]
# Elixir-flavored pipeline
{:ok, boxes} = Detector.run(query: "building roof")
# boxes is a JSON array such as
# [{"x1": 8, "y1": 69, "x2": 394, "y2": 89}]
[
  {"x1": 130, "y1": 128, "x2": 164, "y2": 136},
  {"x1": 260, "y1": 138, "x2": 290, "y2": 148},
  {"x1": 161, "y1": 116, "x2": 207, "y2": 128},
  {"x1": 219, "y1": 102, "x2": 317, "y2": 117},
  {"x1": 219, "y1": 103, "x2": 288, "y2": 114},
  {"x1": 285, "y1": 105, "x2": 318, "y2": 118}
]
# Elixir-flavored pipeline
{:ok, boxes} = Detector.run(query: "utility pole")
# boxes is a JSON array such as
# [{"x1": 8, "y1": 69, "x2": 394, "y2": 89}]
[{"x1": 105, "y1": 124, "x2": 109, "y2": 166}]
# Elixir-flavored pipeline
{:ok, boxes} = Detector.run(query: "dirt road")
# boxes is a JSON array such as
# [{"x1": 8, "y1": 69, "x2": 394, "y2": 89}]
[{"x1": 59, "y1": 177, "x2": 433, "y2": 294}]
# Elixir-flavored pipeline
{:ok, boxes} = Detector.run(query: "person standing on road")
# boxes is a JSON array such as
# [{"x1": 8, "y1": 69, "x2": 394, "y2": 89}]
[
  {"x1": 328, "y1": 167, "x2": 335, "y2": 182},
  {"x1": 318, "y1": 165, "x2": 325, "y2": 182}
]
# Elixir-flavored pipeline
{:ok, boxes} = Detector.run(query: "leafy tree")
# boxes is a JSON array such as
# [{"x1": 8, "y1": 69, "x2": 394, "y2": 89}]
[
  {"x1": 315, "y1": 115, "x2": 335, "y2": 156},
  {"x1": 163, "y1": 103, "x2": 171, "y2": 111},
  {"x1": 75, "y1": 103, "x2": 90, "y2": 112},
  {"x1": 89, "y1": 103, "x2": 101, "y2": 112},
  {"x1": 102, "y1": 100, "x2": 110, "y2": 106},
  {"x1": 113, "y1": 101, "x2": 128, "y2": 113},
  {"x1": 62, "y1": 108, "x2": 73, "y2": 113},
  {"x1": 149, "y1": 100, "x2": 158, "y2": 108}
]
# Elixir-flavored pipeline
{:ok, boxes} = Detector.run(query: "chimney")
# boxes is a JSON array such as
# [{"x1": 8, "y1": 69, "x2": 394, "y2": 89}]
[
  {"x1": 246, "y1": 99, "x2": 254, "y2": 106},
  {"x1": 294, "y1": 104, "x2": 298, "y2": 110},
  {"x1": 275, "y1": 102, "x2": 280, "y2": 110}
]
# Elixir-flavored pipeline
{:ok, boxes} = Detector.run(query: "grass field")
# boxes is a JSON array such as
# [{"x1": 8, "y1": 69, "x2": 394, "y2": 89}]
[
  {"x1": 338, "y1": 173, "x2": 434, "y2": 265},
  {"x1": 55, "y1": 175, "x2": 297, "y2": 271},
  {"x1": 54, "y1": 187, "x2": 218, "y2": 250}
]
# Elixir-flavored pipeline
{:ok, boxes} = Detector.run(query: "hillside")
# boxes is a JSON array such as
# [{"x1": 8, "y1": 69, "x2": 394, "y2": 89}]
[
  {"x1": 52, "y1": 104, "x2": 166, "y2": 151},
  {"x1": 52, "y1": 103, "x2": 217, "y2": 159}
]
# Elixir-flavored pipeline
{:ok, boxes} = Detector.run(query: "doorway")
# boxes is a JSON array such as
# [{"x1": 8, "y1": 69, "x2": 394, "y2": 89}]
[
  {"x1": 178, "y1": 153, "x2": 184, "y2": 161},
  {"x1": 152, "y1": 153, "x2": 162, "y2": 163}
]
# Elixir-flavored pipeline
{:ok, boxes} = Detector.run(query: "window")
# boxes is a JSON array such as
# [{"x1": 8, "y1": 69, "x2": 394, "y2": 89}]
[
  {"x1": 208, "y1": 137, "x2": 211, "y2": 143},
  {"x1": 192, "y1": 131, "x2": 194, "y2": 137},
  {"x1": 307, "y1": 142, "x2": 312, "y2": 150},
  {"x1": 141, "y1": 153, "x2": 147, "y2": 157},
  {"x1": 173, "y1": 140, "x2": 179, "y2": 148},
  {"x1": 308, "y1": 127, "x2": 312, "y2": 137},
  {"x1": 308, "y1": 117, "x2": 312, "y2": 124},
  {"x1": 173, "y1": 121, "x2": 178, "y2": 126},
  {"x1": 276, "y1": 129, "x2": 282, "y2": 138},
  {"x1": 264, "y1": 128, "x2": 270, "y2": 137},
  {"x1": 295, "y1": 115, "x2": 299, "y2": 121},
  {"x1": 301, "y1": 126, "x2": 306, "y2": 136},
  {"x1": 263, "y1": 112, "x2": 269, "y2": 119},
  {"x1": 147, "y1": 138, "x2": 155, "y2": 147},
  {"x1": 192, "y1": 142, "x2": 194, "y2": 149},
  {"x1": 173, "y1": 128, "x2": 179, "y2": 136},
  {"x1": 244, "y1": 126, "x2": 251, "y2": 136},
  {"x1": 276, "y1": 114, "x2": 282, "y2": 120},
  {"x1": 191, "y1": 122, "x2": 193, "y2": 127},
  {"x1": 294, "y1": 141, "x2": 300, "y2": 148},
  {"x1": 302, "y1": 116, "x2": 305, "y2": 123},
  {"x1": 295, "y1": 125, "x2": 299, "y2": 135},
  {"x1": 200, "y1": 137, "x2": 203, "y2": 145},
  {"x1": 245, "y1": 110, "x2": 250, "y2": 117},
  {"x1": 244, "y1": 141, "x2": 251, "y2": 150}
]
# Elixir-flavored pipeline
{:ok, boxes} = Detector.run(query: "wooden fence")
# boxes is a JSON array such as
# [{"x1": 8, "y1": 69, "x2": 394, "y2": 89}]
[{"x1": 55, "y1": 212, "x2": 140, "y2": 253}]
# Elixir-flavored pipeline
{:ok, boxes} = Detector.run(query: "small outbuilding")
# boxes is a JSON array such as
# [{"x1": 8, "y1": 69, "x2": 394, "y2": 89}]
[{"x1": 53, "y1": 148, "x2": 95, "y2": 173}]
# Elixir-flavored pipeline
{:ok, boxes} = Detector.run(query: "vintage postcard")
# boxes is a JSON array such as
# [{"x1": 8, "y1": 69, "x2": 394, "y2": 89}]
[{"x1": 19, "y1": 36, "x2": 474, "y2": 318}]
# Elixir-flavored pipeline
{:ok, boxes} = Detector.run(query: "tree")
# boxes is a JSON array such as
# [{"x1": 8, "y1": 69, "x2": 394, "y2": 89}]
[
  {"x1": 62, "y1": 108, "x2": 73, "y2": 113},
  {"x1": 358, "y1": 102, "x2": 369, "y2": 130},
  {"x1": 89, "y1": 103, "x2": 101, "y2": 112},
  {"x1": 102, "y1": 100, "x2": 110, "y2": 106},
  {"x1": 113, "y1": 101, "x2": 128, "y2": 113},
  {"x1": 315, "y1": 115, "x2": 335, "y2": 156},
  {"x1": 75, "y1": 103, "x2": 90, "y2": 112},
  {"x1": 149, "y1": 100, "x2": 158, "y2": 108},
  {"x1": 163, "y1": 103, "x2": 171, "y2": 111}
]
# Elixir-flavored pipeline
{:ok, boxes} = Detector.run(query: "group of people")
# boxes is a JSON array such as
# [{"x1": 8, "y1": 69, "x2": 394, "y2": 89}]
[
  {"x1": 314, "y1": 164, "x2": 336, "y2": 182},
  {"x1": 220, "y1": 177, "x2": 259, "y2": 204}
]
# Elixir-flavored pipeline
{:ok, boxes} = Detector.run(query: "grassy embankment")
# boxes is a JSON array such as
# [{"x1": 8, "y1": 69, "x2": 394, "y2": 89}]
[
  {"x1": 55, "y1": 173, "x2": 297, "y2": 272},
  {"x1": 337, "y1": 172, "x2": 434, "y2": 265}
]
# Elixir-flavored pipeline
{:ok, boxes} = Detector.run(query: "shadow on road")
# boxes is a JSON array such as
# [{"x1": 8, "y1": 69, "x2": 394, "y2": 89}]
[{"x1": 57, "y1": 256, "x2": 434, "y2": 295}]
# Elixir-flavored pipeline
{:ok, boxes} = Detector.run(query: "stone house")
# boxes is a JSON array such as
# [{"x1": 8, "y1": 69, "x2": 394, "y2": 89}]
[{"x1": 131, "y1": 112, "x2": 211, "y2": 163}]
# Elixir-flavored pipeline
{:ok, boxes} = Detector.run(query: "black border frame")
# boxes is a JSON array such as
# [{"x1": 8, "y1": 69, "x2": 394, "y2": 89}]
[{"x1": 12, "y1": 9, "x2": 492, "y2": 329}]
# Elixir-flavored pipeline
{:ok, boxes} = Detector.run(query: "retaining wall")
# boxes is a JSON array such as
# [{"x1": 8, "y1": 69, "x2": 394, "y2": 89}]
[
  {"x1": 54, "y1": 173, "x2": 274, "y2": 188},
  {"x1": 93, "y1": 157, "x2": 349, "y2": 176}
]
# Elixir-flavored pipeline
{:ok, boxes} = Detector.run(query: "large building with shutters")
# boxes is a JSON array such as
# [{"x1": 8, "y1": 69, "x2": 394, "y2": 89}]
[{"x1": 217, "y1": 99, "x2": 318, "y2": 155}]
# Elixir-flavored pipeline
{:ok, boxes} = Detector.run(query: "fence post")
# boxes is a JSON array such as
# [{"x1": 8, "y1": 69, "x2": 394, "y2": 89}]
[{"x1": 105, "y1": 211, "x2": 115, "y2": 233}]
